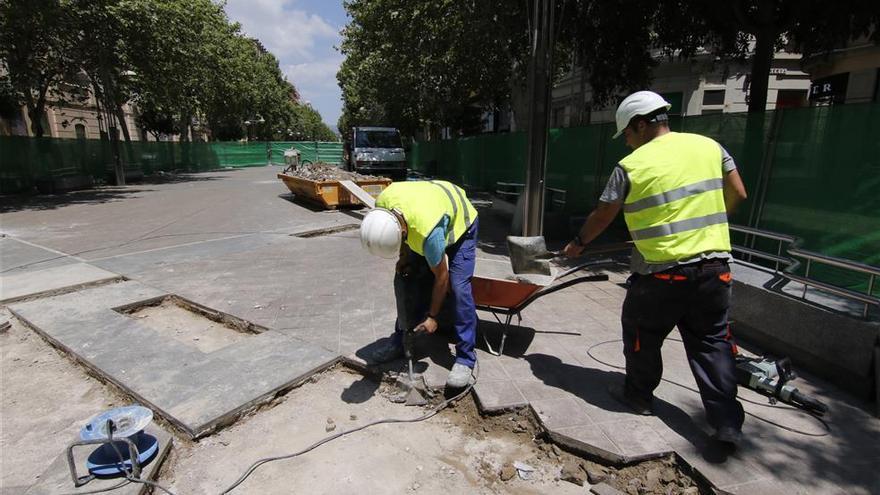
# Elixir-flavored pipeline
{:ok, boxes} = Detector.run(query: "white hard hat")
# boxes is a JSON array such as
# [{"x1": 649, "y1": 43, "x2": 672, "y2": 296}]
[
  {"x1": 612, "y1": 91, "x2": 672, "y2": 139},
  {"x1": 360, "y1": 208, "x2": 402, "y2": 259}
]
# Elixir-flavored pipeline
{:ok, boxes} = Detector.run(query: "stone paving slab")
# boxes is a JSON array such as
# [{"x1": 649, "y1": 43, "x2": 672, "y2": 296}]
[
  {"x1": 24, "y1": 424, "x2": 172, "y2": 495},
  {"x1": 9, "y1": 280, "x2": 338, "y2": 438},
  {"x1": 0, "y1": 262, "x2": 122, "y2": 303},
  {"x1": 0, "y1": 235, "x2": 81, "y2": 275}
]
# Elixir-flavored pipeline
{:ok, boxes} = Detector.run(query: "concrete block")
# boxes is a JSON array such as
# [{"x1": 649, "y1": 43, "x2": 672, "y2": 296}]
[{"x1": 472, "y1": 380, "x2": 527, "y2": 411}]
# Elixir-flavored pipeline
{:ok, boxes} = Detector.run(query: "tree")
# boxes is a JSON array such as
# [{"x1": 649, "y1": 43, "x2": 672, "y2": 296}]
[
  {"x1": 119, "y1": 0, "x2": 234, "y2": 141},
  {"x1": 1, "y1": 0, "x2": 337, "y2": 143},
  {"x1": 0, "y1": 0, "x2": 78, "y2": 137},
  {"x1": 561, "y1": 0, "x2": 880, "y2": 113},
  {"x1": 294, "y1": 104, "x2": 337, "y2": 141},
  {"x1": 338, "y1": 0, "x2": 528, "y2": 138}
]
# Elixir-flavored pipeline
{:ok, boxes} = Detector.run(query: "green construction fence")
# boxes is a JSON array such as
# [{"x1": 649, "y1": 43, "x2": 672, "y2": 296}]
[
  {"x1": 0, "y1": 139, "x2": 342, "y2": 193},
  {"x1": 409, "y1": 103, "x2": 880, "y2": 296},
  {"x1": 268, "y1": 141, "x2": 344, "y2": 166}
]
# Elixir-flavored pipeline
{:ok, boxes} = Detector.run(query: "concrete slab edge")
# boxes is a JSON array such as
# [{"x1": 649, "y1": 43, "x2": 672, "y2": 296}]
[
  {"x1": 190, "y1": 355, "x2": 345, "y2": 439},
  {"x1": 7, "y1": 307, "x2": 198, "y2": 440},
  {"x1": 113, "y1": 294, "x2": 269, "y2": 335},
  {"x1": 139, "y1": 430, "x2": 174, "y2": 495},
  {"x1": 0, "y1": 276, "x2": 126, "y2": 305},
  {"x1": 290, "y1": 223, "x2": 360, "y2": 238}
]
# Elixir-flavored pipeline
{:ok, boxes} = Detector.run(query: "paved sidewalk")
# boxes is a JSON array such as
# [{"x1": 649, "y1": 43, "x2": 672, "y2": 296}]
[{"x1": 2, "y1": 167, "x2": 877, "y2": 494}]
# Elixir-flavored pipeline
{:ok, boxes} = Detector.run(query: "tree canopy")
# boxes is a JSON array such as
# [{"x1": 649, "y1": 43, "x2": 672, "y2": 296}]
[
  {"x1": 0, "y1": 0, "x2": 337, "y2": 141},
  {"x1": 338, "y1": 0, "x2": 880, "y2": 138},
  {"x1": 337, "y1": 0, "x2": 528, "y2": 138}
]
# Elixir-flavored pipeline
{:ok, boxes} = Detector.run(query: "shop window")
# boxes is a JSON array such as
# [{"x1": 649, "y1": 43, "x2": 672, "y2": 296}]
[
  {"x1": 776, "y1": 90, "x2": 807, "y2": 109},
  {"x1": 552, "y1": 106, "x2": 566, "y2": 128},
  {"x1": 702, "y1": 89, "x2": 726, "y2": 106}
]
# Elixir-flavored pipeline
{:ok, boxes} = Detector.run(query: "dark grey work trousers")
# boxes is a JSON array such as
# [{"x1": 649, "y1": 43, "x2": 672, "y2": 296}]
[{"x1": 621, "y1": 259, "x2": 745, "y2": 431}]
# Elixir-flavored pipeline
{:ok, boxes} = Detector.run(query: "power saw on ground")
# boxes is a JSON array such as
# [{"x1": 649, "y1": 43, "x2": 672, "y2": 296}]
[{"x1": 734, "y1": 354, "x2": 828, "y2": 415}]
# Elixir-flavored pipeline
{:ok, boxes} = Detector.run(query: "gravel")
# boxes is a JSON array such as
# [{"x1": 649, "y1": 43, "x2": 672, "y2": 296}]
[{"x1": 286, "y1": 162, "x2": 381, "y2": 182}]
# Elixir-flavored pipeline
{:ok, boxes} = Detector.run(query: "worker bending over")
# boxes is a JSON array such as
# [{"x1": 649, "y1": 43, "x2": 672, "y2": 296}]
[
  {"x1": 564, "y1": 91, "x2": 749, "y2": 446},
  {"x1": 360, "y1": 180, "x2": 479, "y2": 389}
]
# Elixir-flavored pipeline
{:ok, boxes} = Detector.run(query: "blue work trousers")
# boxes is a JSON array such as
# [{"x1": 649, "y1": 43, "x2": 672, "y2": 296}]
[{"x1": 392, "y1": 219, "x2": 478, "y2": 368}]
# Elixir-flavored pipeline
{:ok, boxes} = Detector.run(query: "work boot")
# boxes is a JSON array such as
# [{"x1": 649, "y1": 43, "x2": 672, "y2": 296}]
[
  {"x1": 607, "y1": 384, "x2": 653, "y2": 416},
  {"x1": 368, "y1": 339, "x2": 404, "y2": 364},
  {"x1": 714, "y1": 426, "x2": 742, "y2": 447},
  {"x1": 445, "y1": 363, "x2": 474, "y2": 389}
]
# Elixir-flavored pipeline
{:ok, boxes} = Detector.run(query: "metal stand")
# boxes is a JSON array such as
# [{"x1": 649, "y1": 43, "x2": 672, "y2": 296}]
[
  {"x1": 66, "y1": 434, "x2": 141, "y2": 488},
  {"x1": 481, "y1": 310, "x2": 521, "y2": 357}
]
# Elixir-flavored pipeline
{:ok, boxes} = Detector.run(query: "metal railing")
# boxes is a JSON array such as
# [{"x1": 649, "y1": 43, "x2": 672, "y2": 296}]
[{"x1": 730, "y1": 224, "x2": 880, "y2": 318}]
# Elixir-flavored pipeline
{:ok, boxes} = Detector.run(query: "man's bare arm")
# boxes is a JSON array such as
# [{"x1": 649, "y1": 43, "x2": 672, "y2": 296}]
[{"x1": 723, "y1": 169, "x2": 748, "y2": 215}]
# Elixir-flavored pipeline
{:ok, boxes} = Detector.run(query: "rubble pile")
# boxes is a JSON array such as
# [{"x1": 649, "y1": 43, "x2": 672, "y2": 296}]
[{"x1": 286, "y1": 162, "x2": 379, "y2": 181}]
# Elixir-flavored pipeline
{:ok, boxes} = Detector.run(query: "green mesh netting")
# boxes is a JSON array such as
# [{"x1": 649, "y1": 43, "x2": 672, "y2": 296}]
[
  {"x1": 268, "y1": 142, "x2": 344, "y2": 166},
  {"x1": 409, "y1": 103, "x2": 880, "y2": 294},
  {"x1": 0, "y1": 139, "x2": 344, "y2": 193}
]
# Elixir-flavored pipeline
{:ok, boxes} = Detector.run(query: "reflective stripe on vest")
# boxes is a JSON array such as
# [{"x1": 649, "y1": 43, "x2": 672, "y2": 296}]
[
  {"x1": 430, "y1": 180, "x2": 472, "y2": 244},
  {"x1": 619, "y1": 132, "x2": 730, "y2": 263},
  {"x1": 375, "y1": 180, "x2": 478, "y2": 256}
]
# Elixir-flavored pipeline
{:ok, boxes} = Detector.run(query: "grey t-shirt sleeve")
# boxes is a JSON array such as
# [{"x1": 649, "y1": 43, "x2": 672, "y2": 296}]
[
  {"x1": 598, "y1": 165, "x2": 629, "y2": 204},
  {"x1": 720, "y1": 144, "x2": 737, "y2": 173}
]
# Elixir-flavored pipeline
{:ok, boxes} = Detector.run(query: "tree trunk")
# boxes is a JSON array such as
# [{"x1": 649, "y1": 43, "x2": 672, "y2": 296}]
[
  {"x1": 27, "y1": 105, "x2": 44, "y2": 137},
  {"x1": 25, "y1": 88, "x2": 49, "y2": 137},
  {"x1": 746, "y1": 0, "x2": 778, "y2": 114},
  {"x1": 180, "y1": 114, "x2": 190, "y2": 142},
  {"x1": 748, "y1": 27, "x2": 775, "y2": 113},
  {"x1": 114, "y1": 103, "x2": 131, "y2": 142}
]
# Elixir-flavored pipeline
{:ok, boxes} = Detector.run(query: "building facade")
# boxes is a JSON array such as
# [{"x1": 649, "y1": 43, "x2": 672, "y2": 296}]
[
  {"x1": 550, "y1": 50, "x2": 813, "y2": 128},
  {"x1": 803, "y1": 35, "x2": 880, "y2": 106}
]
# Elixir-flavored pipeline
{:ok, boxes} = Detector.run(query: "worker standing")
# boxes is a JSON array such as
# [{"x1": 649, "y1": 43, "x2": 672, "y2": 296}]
[
  {"x1": 360, "y1": 180, "x2": 479, "y2": 389},
  {"x1": 564, "y1": 91, "x2": 748, "y2": 446}
]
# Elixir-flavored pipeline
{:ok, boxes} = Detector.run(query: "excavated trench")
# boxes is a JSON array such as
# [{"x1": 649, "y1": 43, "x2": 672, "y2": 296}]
[{"x1": 155, "y1": 365, "x2": 712, "y2": 494}]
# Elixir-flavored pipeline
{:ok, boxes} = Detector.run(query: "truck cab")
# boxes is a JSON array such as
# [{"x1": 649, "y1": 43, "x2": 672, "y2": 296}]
[{"x1": 347, "y1": 127, "x2": 407, "y2": 181}]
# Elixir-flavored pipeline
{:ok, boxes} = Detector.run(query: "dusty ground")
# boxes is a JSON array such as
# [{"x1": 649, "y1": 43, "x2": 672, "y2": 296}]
[
  {"x1": 1, "y1": 306, "x2": 702, "y2": 495},
  {"x1": 0, "y1": 308, "x2": 129, "y2": 491}
]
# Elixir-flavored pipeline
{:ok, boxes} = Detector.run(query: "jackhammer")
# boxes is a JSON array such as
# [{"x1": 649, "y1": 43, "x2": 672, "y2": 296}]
[{"x1": 734, "y1": 355, "x2": 828, "y2": 415}]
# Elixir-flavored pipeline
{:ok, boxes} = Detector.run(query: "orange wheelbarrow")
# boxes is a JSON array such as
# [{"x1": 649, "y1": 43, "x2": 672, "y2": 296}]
[{"x1": 471, "y1": 260, "x2": 612, "y2": 356}]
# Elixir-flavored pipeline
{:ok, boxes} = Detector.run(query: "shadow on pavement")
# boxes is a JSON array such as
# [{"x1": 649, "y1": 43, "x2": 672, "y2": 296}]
[
  {"x1": 0, "y1": 173, "x2": 226, "y2": 214},
  {"x1": 524, "y1": 352, "x2": 734, "y2": 464},
  {"x1": 0, "y1": 187, "x2": 154, "y2": 214}
]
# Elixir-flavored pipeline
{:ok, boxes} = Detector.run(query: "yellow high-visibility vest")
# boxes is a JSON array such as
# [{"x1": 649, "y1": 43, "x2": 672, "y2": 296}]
[
  {"x1": 619, "y1": 132, "x2": 731, "y2": 263},
  {"x1": 375, "y1": 180, "x2": 478, "y2": 256}
]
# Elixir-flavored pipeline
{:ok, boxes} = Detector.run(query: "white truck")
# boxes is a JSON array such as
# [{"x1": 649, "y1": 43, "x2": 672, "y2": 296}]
[{"x1": 346, "y1": 127, "x2": 407, "y2": 181}]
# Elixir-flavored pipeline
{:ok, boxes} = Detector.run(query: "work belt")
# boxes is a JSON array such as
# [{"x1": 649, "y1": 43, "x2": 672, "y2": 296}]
[{"x1": 652, "y1": 259, "x2": 729, "y2": 281}]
